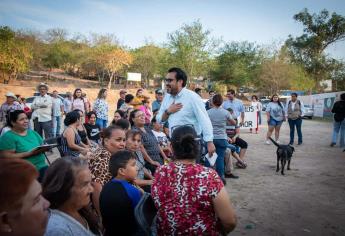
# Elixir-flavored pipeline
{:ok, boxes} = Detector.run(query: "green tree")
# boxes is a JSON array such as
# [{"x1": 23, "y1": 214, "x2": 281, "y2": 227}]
[
  {"x1": 167, "y1": 20, "x2": 218, "y2": 81},
  {"x1": 212, "y1": 41, "x2": 263, "y2": 88},
  {"x1": 286, "y1": 8, "x2": 345, "y2": 90},
  {"x1": 0, "y1": 26, "x2": 32, "y2": 83}
]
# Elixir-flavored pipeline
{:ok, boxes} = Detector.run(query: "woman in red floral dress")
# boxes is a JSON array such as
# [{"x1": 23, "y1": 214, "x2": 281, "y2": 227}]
[{"x1": 152, "y1": 125, "x2": 237, "y2": 235}]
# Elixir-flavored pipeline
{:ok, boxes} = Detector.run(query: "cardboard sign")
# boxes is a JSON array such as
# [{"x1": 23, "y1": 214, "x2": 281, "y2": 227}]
[{"x1": 239, "y1": 105, "x2": 258, "y2": 130}]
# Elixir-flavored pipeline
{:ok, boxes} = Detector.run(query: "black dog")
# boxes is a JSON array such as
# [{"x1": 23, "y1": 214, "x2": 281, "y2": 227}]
[{"x1": 269, "y1": 138, "x2": 295, "y2": 175}]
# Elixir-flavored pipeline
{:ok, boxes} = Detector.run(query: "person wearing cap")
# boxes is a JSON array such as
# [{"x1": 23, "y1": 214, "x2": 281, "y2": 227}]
[
  {"x1": 31, "y1": 83, "x2": 53, "y2": 139},
  {"x1": 52, "y1": 90, "x2": 64, "y2": 137},
  {"x1": 0, "y1": 92, "x2": 22, "y2": 128},
  {"x1": 117, "y1": 89, "x2": 127, "y2": 110},
  {"x1": 152, "y1": 89, "x2": 164, "y2": 113},
  {"x1": 63, "y1": 92, "x2": 73, "y2": 114}
]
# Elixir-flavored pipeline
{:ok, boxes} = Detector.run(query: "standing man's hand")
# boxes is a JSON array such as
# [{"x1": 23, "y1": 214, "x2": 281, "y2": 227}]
[
  {"x1": 167, "y1": 102, "x2": 183, "y2": 114},
  {"x1": 207, "y1": 141, "x2": 216, "y2": 157}
]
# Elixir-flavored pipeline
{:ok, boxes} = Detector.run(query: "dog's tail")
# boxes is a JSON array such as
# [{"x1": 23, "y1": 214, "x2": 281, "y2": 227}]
[{"x1": 269, "y1": 137, "x2": 280, "y2": 147}]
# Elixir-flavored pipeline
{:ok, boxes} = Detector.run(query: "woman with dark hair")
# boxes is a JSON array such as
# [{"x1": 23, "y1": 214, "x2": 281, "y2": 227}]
[
  {"x1": 152, "y1": 125, "x2": 237, "y2": 235},
  {"x1": 0, "y1": 110, "x2": 50, "y2": 181},
  {"x1": 75, "y1": 109, "x2": 91, "y2": 146},
  {"x1": 207, "y1": 94, "x2": 237, "y2": 182},
  {"x1": 84, "y1": 111, "x2": 101, "y2": 145},
  {"x1": 0, "y1": 158, "x2": 50, "y2": 236},
  {"x1": 111, "y1": 110, "x2": 125, "y2": 125},
  {"x1": 42, "y1": 157, "x2": 101, "y2": 235},
  {"x1": 119, "y1": 94, "x2": 134, "y2": 119},
  {"x1": 250, "y1": 95, "x2": 262, "y2": 134},
  {"x1": 72, "y1": 88, "x2": 88, "y2": 123},
  {"x1": 113, "y1": 118, "x2": 130, "y2": 131},
  {"x1": 61, "y1": 111, "x2": 90, "y2": 157},
  {"x1": 129, "y1": 109, "x2": 167, "y2": 173},
  {"x1": 93, "y1": 88, "x2": 109, "y2": 129},
  {"x1": 265, "y1": 94, "x2": 286, "y2": 144}
]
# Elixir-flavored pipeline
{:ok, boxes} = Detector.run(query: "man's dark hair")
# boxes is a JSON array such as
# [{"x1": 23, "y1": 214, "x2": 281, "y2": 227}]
[
  {"x1": 212, "y1": 94, "x2": 223, "y2": 107},
  {"x1": 125, "y1": 94, "x2": 134, "y2": 103},
  {"x1": 195, "y1": 88, "x2": 202, "y2": 93},
  {"x1": 171, "y1": 125, "x2": 200, "y2": 160},
  {"x1": 227, "y1": 89, "x2": 235, "y2": 95},
  {"x1": 208, "y1": 90, "x2": 214, "y2": 95},
  {"x1": 341, "y1": 93, "x2": 345, "y2": 101},
  {"x1": 168, "y1": 67, "x2": 187, "y2": 87},
  {"x1": 291, "y1": 92, "x2": 298, "y2": 97},
  {"x1": 109, "y1": 150, "x2": 136, "y2": 177}
]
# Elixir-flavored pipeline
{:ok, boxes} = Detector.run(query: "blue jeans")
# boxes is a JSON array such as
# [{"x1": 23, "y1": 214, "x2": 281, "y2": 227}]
[
  {"x1": 288, "y1": 118, "x2": 302, "y2": 144},
  {"x1": 205, "y1": 139, "x2": 228, "y2": 179},
  {"x1": 332, "y1": 120, "x2": 345, "y2": 147},
  {"x1": 258, "y1": 111, "x2": 262, "y2": 125},
  {"x1": 52, "y1": 116, "x2": 61, "y2": 137},
  {"x1": 96, "y1": 118, "x2": 108, "y2": 129}
]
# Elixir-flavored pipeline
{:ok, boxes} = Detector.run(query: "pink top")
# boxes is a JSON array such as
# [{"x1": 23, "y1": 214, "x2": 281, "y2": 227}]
[
  {"x1": 138, "y1": 105, "x2": 151, "y2": 124},
  {"x1": 72, "y1": 98, "x2": 86, "y2": 113}
]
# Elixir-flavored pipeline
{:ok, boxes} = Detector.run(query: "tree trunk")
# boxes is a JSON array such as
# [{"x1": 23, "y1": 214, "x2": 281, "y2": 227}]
[{"x1": 108, "y1": 72, "x2": 114, "y2": 90}]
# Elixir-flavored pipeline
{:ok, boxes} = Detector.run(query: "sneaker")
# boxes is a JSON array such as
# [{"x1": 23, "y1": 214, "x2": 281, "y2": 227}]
[
  {"x1": 276, "y1": 140, "x2": 281, "y2": 144},
  {"x1": 297, "y1": 142, "x2": 302, "y2": 145},
  {"x1": 330, "y1": 143, "x2": 336, "y2": 147},
  {"x1": 225, "y1": 173, "x2": 239, "y2": 179},
  {"x1": 236, "y1": 161, "x2": 247, "y2": 169},
  {"x1": 265, "y1": 140, "x2": 270, "y2": 145}
]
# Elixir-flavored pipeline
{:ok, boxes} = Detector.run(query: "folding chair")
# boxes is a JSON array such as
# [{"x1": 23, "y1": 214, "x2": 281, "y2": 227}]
[{"x1": 43, "y1": 136, "x2": 63, "y2": 165}]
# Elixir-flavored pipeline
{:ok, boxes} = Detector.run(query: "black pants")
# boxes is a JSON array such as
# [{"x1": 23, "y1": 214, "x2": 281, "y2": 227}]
[{"x1": 33, "y1": 119, "x2": 53, "y2": 139}]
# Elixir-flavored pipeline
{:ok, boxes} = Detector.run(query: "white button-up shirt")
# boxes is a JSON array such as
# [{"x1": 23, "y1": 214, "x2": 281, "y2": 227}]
[
  {"x1": 156, "y1": 87, "x2": 214, "y2": 142},
  {"x1": 31, "y1": 94, "x2": 52, "y2": 122}
]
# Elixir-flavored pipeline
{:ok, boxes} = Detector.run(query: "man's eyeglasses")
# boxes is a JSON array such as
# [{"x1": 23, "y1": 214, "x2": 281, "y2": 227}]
[{"x1": 164, "y1": 78, "x2": 175, "y2": 83}]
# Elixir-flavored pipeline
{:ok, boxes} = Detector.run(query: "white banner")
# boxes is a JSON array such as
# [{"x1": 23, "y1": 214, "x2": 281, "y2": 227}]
[
  {"x1": 127, "y1": 72, "x2": 141, "y2": 82},
  {"x1": 240, "y1": 105, "x2": 258, "y2": 130}
]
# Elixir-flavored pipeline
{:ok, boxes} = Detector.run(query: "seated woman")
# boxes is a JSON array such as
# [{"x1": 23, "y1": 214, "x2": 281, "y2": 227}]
[
  {"x1": 84, "y1": 111, "x2": 101, "y2": 145},
  {"x1": 74, "y1": 109, "x2": 91, "y2": 146},
  {"x1": 226, "y1": 108, "x2": 249, "y2": 168},
  {"x1": 100, "y1": 150, "x2": 143, "y2": 236},
  {"x1": 138, "y1": 98, "x2": 152, "y2": 124},
  {"x1": 61, "y1": 111, "x2": 90, "y2": 158},
  {"x1": 129, "y1": 109, "x2": 168, "y2": 174},
  {"x1": 152, "y1": 125, "x2": 237, "y2": 235},
  {"x1": 0, "y1": 158, "x2": 50, "y2": 236},
  {"x1": 42, "y1": 157, "x2": 101, "y2": 236},
  {"x1": 126, "y1": 130, "x2": 154, "y2": 191},
  {"x1": 110, "y1": 110, "x2": 125, "y2": 126},
  {"x1": 88, "y1": 126, "x2": 126, "y2": 213},
  {"x1": 0, "y1": 110, "x2": 50, "y2": 181}
]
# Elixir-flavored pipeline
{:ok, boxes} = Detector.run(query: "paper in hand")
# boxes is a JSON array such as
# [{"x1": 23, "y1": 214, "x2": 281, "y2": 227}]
[{"x1": 205, "y1": 153, "x2": 218, "y2": 166}]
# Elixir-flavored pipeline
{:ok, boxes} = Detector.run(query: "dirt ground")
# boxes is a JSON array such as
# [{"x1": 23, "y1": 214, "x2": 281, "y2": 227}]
[{"x1": 228, "y1": 116, "x2": 345, "y2": 236}]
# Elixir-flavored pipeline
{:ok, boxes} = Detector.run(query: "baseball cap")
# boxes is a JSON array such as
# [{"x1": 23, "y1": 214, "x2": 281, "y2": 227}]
[
  {"x1": 155, "y1": 89, "x2": 163, "y2": 94},
  {"x1": 5, "y1": 92, "x2": 17, "y2": 99}
]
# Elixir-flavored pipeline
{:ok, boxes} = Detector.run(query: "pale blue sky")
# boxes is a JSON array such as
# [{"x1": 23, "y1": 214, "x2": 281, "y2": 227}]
[{"x1": 0, "y1": 0, "x2": 344, "y2": 59}]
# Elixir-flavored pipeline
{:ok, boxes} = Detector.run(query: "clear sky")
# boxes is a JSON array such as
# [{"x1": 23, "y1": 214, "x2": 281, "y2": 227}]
[{"x1": 0, "y1": 0, "x2": 344, "y2": 59}]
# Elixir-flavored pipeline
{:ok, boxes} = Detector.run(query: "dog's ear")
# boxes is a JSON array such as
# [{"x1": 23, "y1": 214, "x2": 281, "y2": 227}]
[{"x1": 291, "y1": 146, "x2": 295, "y2": 152}]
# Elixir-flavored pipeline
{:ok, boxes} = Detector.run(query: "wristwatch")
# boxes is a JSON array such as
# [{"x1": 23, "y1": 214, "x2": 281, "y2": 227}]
[{"x1": 164, "y1": 109, "x2": 172, "y2": 116}]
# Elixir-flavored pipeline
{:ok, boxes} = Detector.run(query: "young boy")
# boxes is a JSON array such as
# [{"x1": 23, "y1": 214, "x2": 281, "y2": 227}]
[
  {"x1": 126, "y1": 130, "x2": 154, "y2": 191},
  {"x1": 100, "y1": 150, "x2": 143, "y2": 236},
  {"x1": 151, "y1": 116, "x2": 172, "y2": 159}
]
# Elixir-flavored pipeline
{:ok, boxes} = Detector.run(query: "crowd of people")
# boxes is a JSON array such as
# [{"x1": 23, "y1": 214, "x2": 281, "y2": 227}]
[{"x1": 0, "y1": 66, "x2": 344, "y2": 235}]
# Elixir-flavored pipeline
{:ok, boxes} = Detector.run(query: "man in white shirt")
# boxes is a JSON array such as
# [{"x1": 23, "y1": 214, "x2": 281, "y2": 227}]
[
  {"x1": 156, "y1": 67, "x2": 215, "y2": 158},
  {"x1": 285, "y1": 93, "x2": 305, "y2": 145},
  {"x1": 31, "y1": 83, "x2": 53, "y2": 139},
  {"x1": 52, "y1": 90, "x2": 64, "y2": 137}
]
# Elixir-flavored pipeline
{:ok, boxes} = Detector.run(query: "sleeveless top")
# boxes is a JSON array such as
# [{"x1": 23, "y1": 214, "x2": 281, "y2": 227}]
[{"x1": 61, "y1": 128, "x2": 82, "y2": 157}]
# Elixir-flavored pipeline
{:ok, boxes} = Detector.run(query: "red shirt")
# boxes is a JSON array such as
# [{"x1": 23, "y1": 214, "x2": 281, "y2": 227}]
[{"x1": 152, "y1": 162, "x2": 224, "y2": 235}]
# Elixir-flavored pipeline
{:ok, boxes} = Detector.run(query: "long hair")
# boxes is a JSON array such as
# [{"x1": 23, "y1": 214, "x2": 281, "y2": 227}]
[
  {"x1": 73, "y1": 88, "x2": 83, "y2": 100},
  {"x1": 270, "y1": 94, "x2": 283, "y2": 108},
  {"x1": 42, "y1": 157, "x2": 100, "y2": 234},
  {"x1": 97, "y1": 88, "x2": 107, "y2": 99}
]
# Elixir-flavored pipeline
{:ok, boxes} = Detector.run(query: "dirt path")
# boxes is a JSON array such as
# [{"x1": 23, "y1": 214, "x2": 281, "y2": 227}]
[{"x1": 228, "y1": 117, "x2": 345, "y2": 236}]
